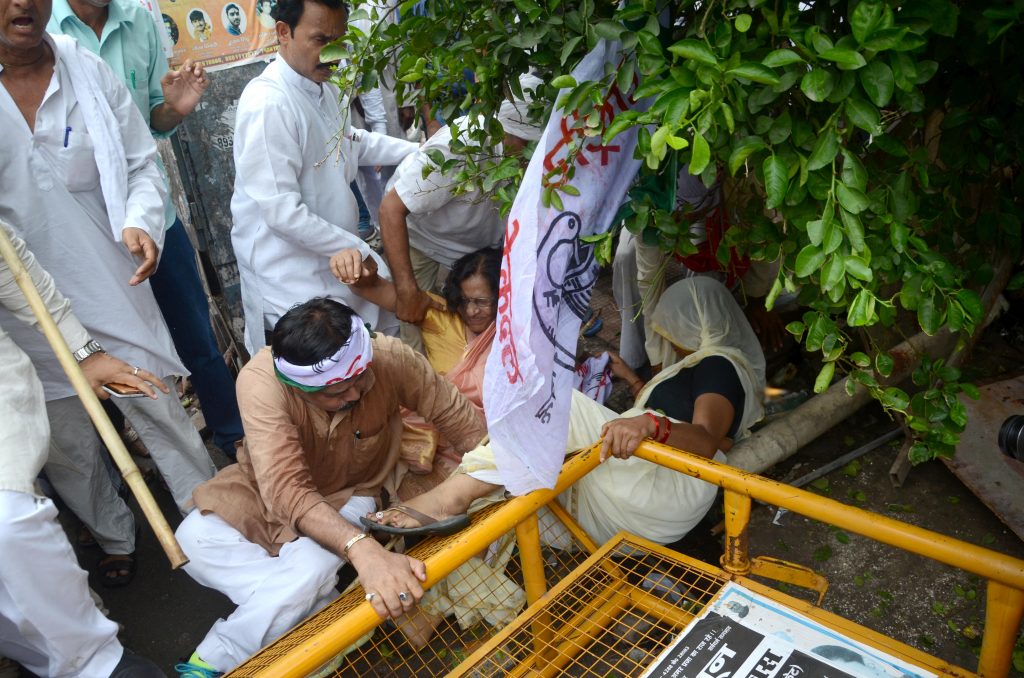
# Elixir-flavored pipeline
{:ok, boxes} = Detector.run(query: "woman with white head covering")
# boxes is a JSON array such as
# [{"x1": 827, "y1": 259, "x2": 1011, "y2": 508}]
[{"x1": 568, "y1": 276, "x2": 767, "y2": 544}]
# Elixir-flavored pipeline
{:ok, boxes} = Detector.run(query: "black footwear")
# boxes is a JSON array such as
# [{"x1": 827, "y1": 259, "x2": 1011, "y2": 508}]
[{"x1": 108, "y1": 650, "x2": 165, "y2": 677}]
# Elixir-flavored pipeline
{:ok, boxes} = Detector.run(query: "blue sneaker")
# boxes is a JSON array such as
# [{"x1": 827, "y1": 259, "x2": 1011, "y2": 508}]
[{"x1": 174, "y1": 655, "x2": 223, "y2": 678}]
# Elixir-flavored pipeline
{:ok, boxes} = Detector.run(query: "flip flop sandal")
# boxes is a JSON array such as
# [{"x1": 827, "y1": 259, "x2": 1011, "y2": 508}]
[
  {"x1": 98, "y1": 552, "x2": 137, "y2": 588},
  {"x1": 359, "y1": 506, "x2": 470, "y2": 537}
]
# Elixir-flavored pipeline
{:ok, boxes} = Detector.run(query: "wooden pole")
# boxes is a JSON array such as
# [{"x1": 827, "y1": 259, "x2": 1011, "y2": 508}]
[{"x1": 0, "y1": 223, "x2": 188, "y2": 569}]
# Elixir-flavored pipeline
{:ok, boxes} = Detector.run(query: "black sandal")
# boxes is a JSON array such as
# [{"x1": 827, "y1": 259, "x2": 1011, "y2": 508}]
[
  {"x1": 360, "y1": 506, "x2": 470, "y2": 537},
  {"x1": 98, "y1": 552, "x2": 137, "y2": 588}
]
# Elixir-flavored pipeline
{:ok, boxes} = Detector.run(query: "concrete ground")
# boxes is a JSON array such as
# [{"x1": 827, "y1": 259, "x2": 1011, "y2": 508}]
[{"x1": 14, "y1": 275, "x2": 1024, "y2": 676}]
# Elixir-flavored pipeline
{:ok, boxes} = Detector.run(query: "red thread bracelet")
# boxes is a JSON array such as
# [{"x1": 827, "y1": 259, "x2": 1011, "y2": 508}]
[
  {"x1": 643, "y1": 412, "x2": 660, "y2": 441},
  {"x1": 659, "y1": 416, "x2": 672, "y2": 443}
]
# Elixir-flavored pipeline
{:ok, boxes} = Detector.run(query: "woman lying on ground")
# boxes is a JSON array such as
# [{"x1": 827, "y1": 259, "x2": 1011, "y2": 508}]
[
  {"x1": 362, "y1": 275, "x2": 767, "y2": 546},
  {"x1": 331, "y1": 246, "x2": 500, "y2": 478}
]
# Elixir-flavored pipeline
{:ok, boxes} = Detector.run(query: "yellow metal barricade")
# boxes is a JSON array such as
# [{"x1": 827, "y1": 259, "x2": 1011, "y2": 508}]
[{"x1": 225, "y1": 441, "x2": 1024, "y2": 678}]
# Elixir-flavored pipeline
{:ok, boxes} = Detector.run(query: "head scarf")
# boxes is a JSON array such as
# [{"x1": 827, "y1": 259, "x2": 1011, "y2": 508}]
[
  {"x1": 274, "y1": 316, "x2": 373, "y2": 392},
  {"x1": 497, "y1": 73, "x2": 544, "y2": 141},
  {"x1": 639, "y1": 277, "x2": 767, "y2": 435}
]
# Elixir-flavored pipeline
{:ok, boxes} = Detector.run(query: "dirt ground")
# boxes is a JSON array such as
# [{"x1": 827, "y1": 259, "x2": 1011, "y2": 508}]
[{"x1": 19, "y1": 277, "x2": 1024, "y2": 676}]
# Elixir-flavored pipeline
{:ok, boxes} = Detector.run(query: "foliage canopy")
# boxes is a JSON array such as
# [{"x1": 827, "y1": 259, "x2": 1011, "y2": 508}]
[{"x1": 338, "y1": 0, "x2": 1024, "y2": 462}]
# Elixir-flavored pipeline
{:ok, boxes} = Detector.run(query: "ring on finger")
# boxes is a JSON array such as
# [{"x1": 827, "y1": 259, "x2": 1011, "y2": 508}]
[
  {"x1": 375, "y1": 511, "x2": 384, "y2": 520},
  {"x1": 132, "y1": 366, "x2": 140, "y2": 376},
  {"x1": 398, "y1": 591, "x2": 410, "y2": 602},
  {"x1": 365, "y1": 592, "x2": 377, "y2": 602}
]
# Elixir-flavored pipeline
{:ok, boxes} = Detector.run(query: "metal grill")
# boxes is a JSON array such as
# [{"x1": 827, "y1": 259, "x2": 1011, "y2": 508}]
[{"x1": 452, "y1": 536, "x2": 727, "y2": 677}]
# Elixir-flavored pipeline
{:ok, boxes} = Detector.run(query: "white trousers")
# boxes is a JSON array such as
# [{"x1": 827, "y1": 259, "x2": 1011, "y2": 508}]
[
  {"x1": 175, "y1": 496, "x2": 376, "y2": 671},
  {"x1": 0, "y1": 491, "x2": 122, "y2": 678},
  {"x1": 48, "y1": 377, "x2": 216, "y2": 529},
  {"x1": 611, "y1": 231, "x2": 648, "y2": 369}
]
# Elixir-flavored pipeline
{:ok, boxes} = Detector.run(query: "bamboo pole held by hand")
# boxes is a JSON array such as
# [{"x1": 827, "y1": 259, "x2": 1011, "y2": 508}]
[{"x1": 0, "y1": 224, "x2": 188, "y2": 569}]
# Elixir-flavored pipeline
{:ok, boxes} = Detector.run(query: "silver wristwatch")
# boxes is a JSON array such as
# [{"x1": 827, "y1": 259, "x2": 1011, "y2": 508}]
[{"x1": 72, "y1": 339, "x2": 105, "y2": 362}]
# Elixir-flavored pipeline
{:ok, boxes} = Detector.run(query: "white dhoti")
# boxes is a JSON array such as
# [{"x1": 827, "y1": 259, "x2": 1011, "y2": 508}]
[
  {"x1": 0, "y1": 491, "x2": 123, "y2": 678},
  {"x1": 175, "y1": 496, "x2": 376, "y2": 671}
]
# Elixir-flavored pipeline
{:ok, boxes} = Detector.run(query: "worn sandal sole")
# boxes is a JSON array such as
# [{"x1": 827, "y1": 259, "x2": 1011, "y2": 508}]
[{"x1": 359, "y1": 506, "x2": 470, "y2": 537}]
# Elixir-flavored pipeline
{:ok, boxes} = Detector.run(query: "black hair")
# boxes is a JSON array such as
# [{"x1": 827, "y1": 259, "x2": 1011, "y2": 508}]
[
  {"x1": 162, "y1": 14, "x2": 179, "y2": 43},
  {"x1": 226, "y1": 3, "x2": 240, "y2": 12},
  {"x1": 271, "y1": 297, "x2": 355, "y2": 365},
  {"x1": 188, "y1": 9, "x2": 205, "y2": 22},
  {"x1": 442, "y1": 247, "x2": 502, "y2": 313},
  {"x1": 271, "y1": 0, "x2": 346, "y2": 32}
]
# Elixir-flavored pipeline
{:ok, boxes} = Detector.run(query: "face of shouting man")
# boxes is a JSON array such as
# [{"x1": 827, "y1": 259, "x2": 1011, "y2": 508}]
[
  {"x1": 275, "y1": 0, "x2": 346, "y2": 85},
  {"x1": 0, "y1": 0, "x2": 51, "y2": 63}
]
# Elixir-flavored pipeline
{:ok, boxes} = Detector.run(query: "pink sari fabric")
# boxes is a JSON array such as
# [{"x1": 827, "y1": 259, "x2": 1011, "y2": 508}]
[{"x1": 400, "y1": 322, "x2": 495, "y2": 475}]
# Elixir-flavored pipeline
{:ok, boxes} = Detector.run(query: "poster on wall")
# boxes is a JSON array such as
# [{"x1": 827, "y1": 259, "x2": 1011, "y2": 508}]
[{"x1": 156, "y1": 0, "x2": 279, "y2": 70}]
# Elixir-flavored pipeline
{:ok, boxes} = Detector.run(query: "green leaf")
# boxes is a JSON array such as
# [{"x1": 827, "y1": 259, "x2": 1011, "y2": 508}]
[
  {"x1": 822, "y1": 255, "x2": 846, "y2": 291},
  {"x1": 690, "y1": 131, "x2": 711, "y2": 176},
  {"x1": 918, "y1": 293, "x2": 942, "y2": 335},
  {"x1": 807, "y1": 219, "x2": 824, "y2": 247},
  {"x1": 734, "y1": 13, "x2": 751, "y2": 32},
  {"x1": 859, "y1": 61, "x2": 895, "y2": 107},
  {"x1": 848, "y1": 289, "x2": 876, "y2": 327},
  {"x1": 820, "y1": 48, "x2": 867, "y2": 69},
  {"x1": 890, "y1": 172, "x2": 916, "y2": 222},
  {"x1": 550, "y1": 74, "x2": 577, "y2": 89},
  {"x1": 845, "y1": 256, "x2": 873, "y2": 281},
  {"x1": 837, "y1": 184, "x2": 870, "y2": 214},
  {"x1": 955, "y1": 290, "x2": 984, "y2": 327},
  {"x1": 801, "y1": 68, "x2": 835, "y2": 102},
  {"x1": 881, "y1": 387, "x2": 910, "y2": 411},
  {"x1": 559, "y1": 35, "x2": 584, "y2": 66},
  {"x1": 807, "y1": 128, "x2": 839, "y2": 170},
  {"x1": 763, "y1": 155, "x2": 788, "y2": 210},
  {"x1": 876, "y1": 353, "x2": 894, "y2": 378},
  {"x1": 890, "y1": 223, "x2": 909, "y2": 253},
  {"x1": 593, "y1": 20, "x2": 624, "y2": 41},
  {"x1": 814, "y1": 361, "x2": 836, "y2": 394},
  {"x1": 668, "y1": 39, "x2": 718, "y2": 66},
  {"x1": 813, "y1": 545, "x2": 833, "y2": 561},
  {"x1": 795, "y1": 245, "x2": 826, "y2": 277},
  {"x1": 786, "y1": 321, "x2": 806, "y2": 340},
  {"x1": 728, "y1": 63, "x2": 780, "y2": 85},
  {"x1": 763, "y1": 49, "x2": 804, "y2": 67},
  {"x1": 846, "y1": 97, "x2": 881, "y2": 134},
  {"x1": 851, "y1": 0, "x2": 884, "y2": 44},
  {"x1": 727, "y1": 137, "x2": 765, "y2": 175},
  {"x1": 840, "y1": 150, "x2": 867, "y2": 191}
]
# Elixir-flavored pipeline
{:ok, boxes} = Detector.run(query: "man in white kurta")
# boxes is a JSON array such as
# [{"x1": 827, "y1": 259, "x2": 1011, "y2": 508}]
[
  {"x1": 0, "y1": 32, "x2": 215, "y2": 564},
  {"x1": 0, "y1": 225, "x2": 163, "y2": 678},
  {"x1": 230, "y1": 0, "x2": 419, "y2": 353}
]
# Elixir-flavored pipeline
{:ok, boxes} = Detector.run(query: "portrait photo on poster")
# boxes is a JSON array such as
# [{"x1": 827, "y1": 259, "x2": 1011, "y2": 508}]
[
  {"x1": 255, "y1": 0, "x2": 276, "y2": 28},
  {"x1": 187, "y1": 8, "x2": 213, "y2": 41},
  {"x1": 223, "y1": 2, "x2": 247, "y2": 35},
  {"x1": 162, "y1": 13, "x2": 180, "y2": 45}
]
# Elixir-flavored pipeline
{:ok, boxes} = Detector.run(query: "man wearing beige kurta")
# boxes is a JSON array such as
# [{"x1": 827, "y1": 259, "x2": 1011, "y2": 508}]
[{"x1": 175, "y1": 299, "x2": 485, "y2": 673}]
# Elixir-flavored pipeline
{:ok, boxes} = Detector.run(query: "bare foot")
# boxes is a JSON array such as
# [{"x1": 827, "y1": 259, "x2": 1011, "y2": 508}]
[{"x1": 393, "y1": 605, "x2": 443, "y2": 650}]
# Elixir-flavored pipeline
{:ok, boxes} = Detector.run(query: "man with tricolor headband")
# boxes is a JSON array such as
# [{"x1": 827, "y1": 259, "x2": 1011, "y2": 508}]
[{"x1": 173, "y1": 298, "x2": 485, "y2": 675}]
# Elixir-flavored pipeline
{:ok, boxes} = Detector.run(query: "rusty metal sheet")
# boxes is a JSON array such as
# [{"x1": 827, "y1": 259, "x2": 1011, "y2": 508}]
[{"x1": 946, "y1": 374, "x2": 1024, "y2": 542}]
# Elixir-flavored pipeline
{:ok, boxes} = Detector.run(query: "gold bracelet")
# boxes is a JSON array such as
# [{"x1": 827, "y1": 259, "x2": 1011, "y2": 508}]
[{"x1": 343, "y1": 532, "x2": 370, "y2": 557}]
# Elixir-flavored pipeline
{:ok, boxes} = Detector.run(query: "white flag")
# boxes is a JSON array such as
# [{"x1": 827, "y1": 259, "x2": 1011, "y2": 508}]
[
  {"x1": 574, "y1": 352, "x2": 614, "y2": 405},
  {"x1": 483, "y1": 40, "x2": 650, "y2": 495}
]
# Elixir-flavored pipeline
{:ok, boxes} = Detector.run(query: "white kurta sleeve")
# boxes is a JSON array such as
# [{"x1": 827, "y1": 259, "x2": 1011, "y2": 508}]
[
  {"x1": 234, "y1": 92, "x2": 375, "y2": 260},
  {"x1": 356, "y1": 130, "x2": 418, "y2": 168},
  {"x1": 0, "y1": 225, "x2": 90, "y2": 351},
  {"x1": 98, "y1": 60, "x2": 168, "y2": 250},
  {"x1": 358, "y1": 88, "x2": 388, "y2": 135}
]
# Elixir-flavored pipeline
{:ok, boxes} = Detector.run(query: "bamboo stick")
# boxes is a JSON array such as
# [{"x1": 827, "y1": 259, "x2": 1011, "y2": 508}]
[{"x1": 0, "y1": 223, "x2": 188, "y2": 569}]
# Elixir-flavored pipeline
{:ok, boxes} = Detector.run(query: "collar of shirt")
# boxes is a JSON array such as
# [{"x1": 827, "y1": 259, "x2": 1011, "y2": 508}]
[
  {"x1": 50, "y1": 0, "x2": 133, "y2": 49},
  {"x1": 273, "y1": 56, "x2": 330, "y2": 103}
]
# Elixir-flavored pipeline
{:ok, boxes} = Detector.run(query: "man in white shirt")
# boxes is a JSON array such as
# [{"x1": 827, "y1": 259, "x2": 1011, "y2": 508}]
[
  {"x1": 0, "y1": 225, "x2": 165, "y2": 678},
  {"x1": 0, "y1": 0, "x2": 216, "y2": 586},
  {"x1": 378, "y1": 76, "x2": 543, "y2": 336},
  {"x1": 230, "y1": 0, "x2": 418, "y2": 353}
]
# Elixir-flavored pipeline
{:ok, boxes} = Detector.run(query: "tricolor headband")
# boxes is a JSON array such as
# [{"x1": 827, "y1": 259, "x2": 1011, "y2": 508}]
[{"x1": 274, "y1": 316, "x2": 373, "y2": 392}]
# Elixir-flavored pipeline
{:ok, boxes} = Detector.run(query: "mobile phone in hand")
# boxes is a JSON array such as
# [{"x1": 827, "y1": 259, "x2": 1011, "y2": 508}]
[{"x1": 103, "y1": 382, "x2": 147, "y2": 398}]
